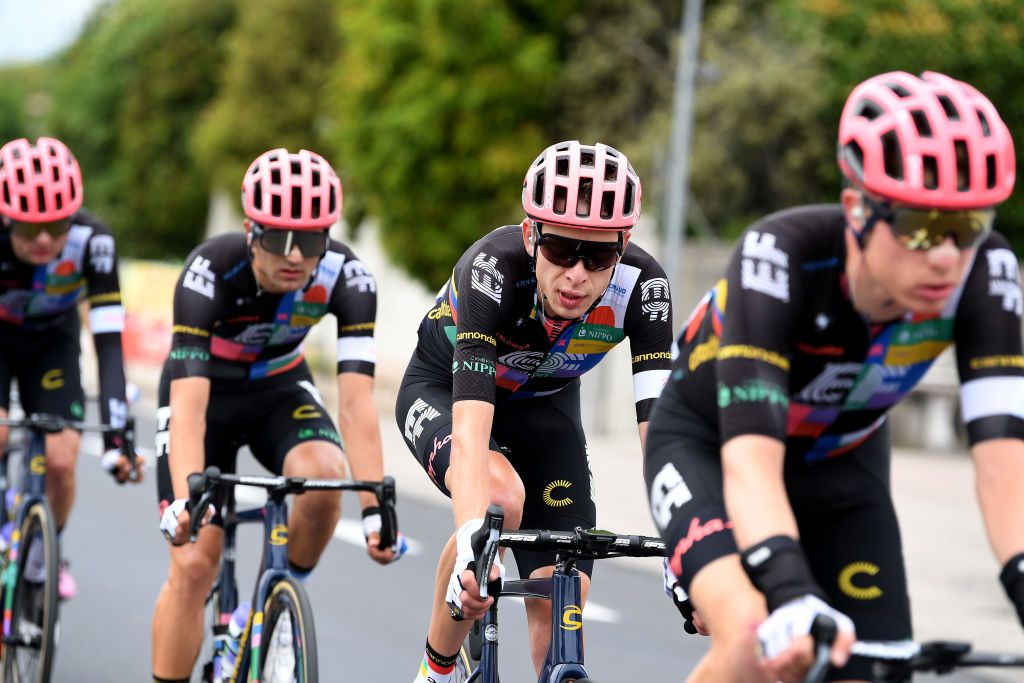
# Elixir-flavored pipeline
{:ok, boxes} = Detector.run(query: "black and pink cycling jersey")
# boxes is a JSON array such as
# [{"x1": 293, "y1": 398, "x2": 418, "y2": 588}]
[{"x1": 412, "y1": 225, "x2": 674, "y2": 422}]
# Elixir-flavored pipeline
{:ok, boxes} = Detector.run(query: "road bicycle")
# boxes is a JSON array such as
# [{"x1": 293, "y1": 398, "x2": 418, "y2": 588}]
[
  {"x1": 0, "y1": 412, "x2": 135, "y2": 683},
  {"x1": 452, "y1": 504, "x2": 667, "y2": 682},
  {"x1": 803, "y1": 615, "x2": 1024, "y2": 682},
  {"x1": 187, "y1": 465, "x2": 398, "y2": 683}
]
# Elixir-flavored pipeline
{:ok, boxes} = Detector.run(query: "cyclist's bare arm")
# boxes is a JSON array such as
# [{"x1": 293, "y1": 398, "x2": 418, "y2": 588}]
[
  {"x1": 449, "y1": 399, "x2": 495, "y2": 527},
  {"x1": 973, "y1": 438, "x2": 1024, "y2": 563},
  {"x1": 722, "y1": 434, "x2": 798, "y2": 546},
  {"x1": 337, "y1": 372, "x2": 385, "y2": 510},
  {"x1": 638, "y1": 420, "x2": 649, "y2": 453},
  {"x1": 168, "y1": 377, "x2": 210, "y2": 500}
]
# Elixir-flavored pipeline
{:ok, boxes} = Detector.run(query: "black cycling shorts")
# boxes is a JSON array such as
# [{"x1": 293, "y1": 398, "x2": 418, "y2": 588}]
[
  {"x1": 0, "y1": 317, "x2": 85, "y2": 423},
  {"x1": 645, "y1": 407, "x2": 911, "y2": 682},
  {"x1": 155, "y1": 363, "x2": 342, "y2": 523},
  {"x1": 396, "y1": 358, "x2": 597, "y2": 579}
]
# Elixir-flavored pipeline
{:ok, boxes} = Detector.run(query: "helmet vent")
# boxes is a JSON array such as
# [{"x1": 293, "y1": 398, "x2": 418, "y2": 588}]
[
  {"x1": 855, "y1": 100, "x2": 883, "y2": 121},
  {"x1": 580, "y1": 150, "x2": 595, "y2": 168},
  {"x1": 600, "y1": 191, "x2": 615, "y2": 219},
  {"x1": 253, "y1": 181, "x2": 263, "y2": 210},
  {"x1": 575, "y1": 179, "x2": 592, "y2": 218},
  {"x1": 986, "y1": 154, "x2": 997, "y2": 189},
  {"x1": 291, "y1": 160, "x2": 302, "y2": 175},
  {"x1": 32, "y1": 158, "x2": 41, "y2": 174},
  {"x1": 271, "y1": 169, "x2": 281, "y2": 185},
  {"x1": 312, "y1": 196, "x2": 321, "y2": 219},
  {"x1": 923, "y1": 156, "x2": 938, "y2": 189},
  {"x1": 291, "y1": 187, "x2": 303, "y2": 219},
  {"x1": 938, "y1": 95, "x2": 960, "y2": 121},
  {"x1": 553, "y1": 185, "x2": 567, "y2": 214},
  {"x1": 533, "y1": 171, "x2": 545, "y2": 206},
  {"x1": 16, "y1": 169, "x2": 24, "y2": 184},
  {"x1": 604, "y1": 161, "x2": 618, "y2": 182},
  {"x1": 976, "y1": 109, "x2": 991, "y2": 136},
  {"x1": 70, "y1": 179, "x2": 76, "y2": 201},
  {"x1": 271, "y1": 194, "x2": 281, "y2": 217},
  {"x1": 555, "y1": 157, "x2": 569, "y2": 177},
  {"x1": 328, "y1": 186, "x2": 337, "y2": 215},
  {"x1": 888, "y1": 84, "x2": 911, "y2": 98},
  {"x1": 910, "y1": 110, "x2": 932, "y2": 137},
  {"x1": 312, "y1": 170, "x2": 320, "y2": 186},
  {"x1": 36, "y1": 187, "x2": 45, "y2": 212},
  {"x1": 2, "y1": 181, "x2": 8, "y2": 206},
  {"x1": 19, "y1": 195, "x2": 27, "y2": 213},
  {"x1": 55, "y1": 194, "x2": 63, "y2": 211},
  {"x1": 623, "y1": 180, "x2": 635, "y2": 216},
  {"x1": 881, "y1": 131, "x2": 903, "y2": 180},
  {"x1": 954, "y1": 140, "x2": 969, "y2": 191}
]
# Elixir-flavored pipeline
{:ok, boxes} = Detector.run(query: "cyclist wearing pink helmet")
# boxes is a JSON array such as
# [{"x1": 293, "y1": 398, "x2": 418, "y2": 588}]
[
  {"x1": 151, "y1": 148, "x2": 404, "y2": 682},
  {"x1": 0, "y1": 137, "x2": 142, "y2": 599},
  {"x1": 648, "y1": 71, "x2": 1022, "y2": 683},
  {"x1": 399, "y1": 140, "x2": 673, "y2": 681}
]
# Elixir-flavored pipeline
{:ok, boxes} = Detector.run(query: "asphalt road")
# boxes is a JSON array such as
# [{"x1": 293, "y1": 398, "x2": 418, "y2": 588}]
[{"x1": 37, "y1": 408, "x2": 1000, "y2": 682}]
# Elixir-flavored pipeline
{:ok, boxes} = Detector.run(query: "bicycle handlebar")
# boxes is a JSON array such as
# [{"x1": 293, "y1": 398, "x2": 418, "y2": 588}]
[
  {"x1": 0, "y1": 413, "x2": 138, "y2": 482},
  {"x1": 802, "y1": 614, "x2": 1024, "y2": 683},
  {"x1": 186, "y1": 465, "x2": 399, "y2": 548},
  {"x1": 497, "y1": 527, "x2": 667, "y2": 560}
]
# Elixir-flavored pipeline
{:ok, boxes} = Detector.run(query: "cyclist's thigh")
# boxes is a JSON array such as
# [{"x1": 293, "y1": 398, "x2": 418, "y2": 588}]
[
  {"x1": 10, "y1": 321, "x2": 85, "y2": 422},
  {"x1": 396, "y1": 375, "x2": 501, "y2": 497},
  {"x1": 493, "y1": 385, "x2": 598, "y2": 579},
  {"x1": 155, "y1": 366, "x2": 242, "y2": 526},
  {"x1": 645, "y1": 407, "x2": 736, "y2": 596},
  {"x1": 247, "y1": 368, "x2": 343, "y2": 475}
]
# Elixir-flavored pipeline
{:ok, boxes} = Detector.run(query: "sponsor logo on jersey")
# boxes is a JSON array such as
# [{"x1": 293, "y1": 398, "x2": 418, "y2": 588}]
[
  {"x1": 632, "y1": 351, "x2": 672, "y2": 364},
  {"x1": 456, "y1": 331, "x2": 496, "y2": 346},
  {"x1": 986, "y1": 248, "x2": 1022, "y2": 316},
  {"x1": 453, "y1": 356, "x2": 496, "y2": 377},
  {"x1": 649, "y1": 462, "x2": 692, "y2": 529},
  {"x1": 838, "y1": 561, "x2": 883, "y2": 600},
  {"x1": 717, "y1": 379, "x2": 788, "y2": 409},
  {"x1": 427, "y1": 300, "x2": 452, "y2": 320},
  {"x1": 404, "y1": 398, "x2": 441, "y2": 446},
  {"x1": 689, "y1": 335, "x2": 719, "y2": 372},
  {"x1": 640, "y1": 277, "x2": 671, "y2": 321},
  {"x1": 183, "y1": 255, "x2": 216, "y2": 300},
  {"x1": 172, "y1": 324, "x2": 210, "y2": 338},
  {"x1": 574, "y1": 324, "x2": 621, "y2": 343},
  {"x1": 542, "y1": 479, "x2": 573, "y2": 508},
  {"x1": 169, "y1": 346, "x2": 211, "y2": 362},
  {"x1": 89, "y1": 234, "x2": 116, "y2": 274},
  {"x1": 718, "y1": 344, "x2": 790, "y2": 371},
  {"x1": 669, "y1": 516, "x2": 734, "y2": 577},
  {"x1": 495, "y1": 332, "x2": 529, "y2": 350},
  {"x1": 969, "y1": 354, "x2": 1024, "y2": 370},
  {"x1": 470, "y1": 251, "x2": 504, "y2": 304},
  {"x1": 343, "y1": 259, "x2": 377, "y2": 293},
  {"x1": 740, "y1": 231, "x2": 789, "y2": 302}
]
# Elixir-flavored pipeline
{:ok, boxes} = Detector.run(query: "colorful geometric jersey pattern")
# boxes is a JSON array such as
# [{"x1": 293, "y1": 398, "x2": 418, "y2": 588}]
[
  {"x1": 166, "y1": 233, "x2": 377, "y2": 382},
  {"x1": 0, "y1": 209, "x2": 127, "y2": 447},
  {"x1": 413, "y1": 225, "x2": 674, "y2": 422},
  {"x1": 667, "y1": 204, "x2": 1024, "y2": 461}
]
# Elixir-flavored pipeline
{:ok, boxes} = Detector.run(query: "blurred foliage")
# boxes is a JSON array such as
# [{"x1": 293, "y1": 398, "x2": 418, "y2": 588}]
[
  {"x1": 47, "y1": 0, "x2": 236, "y2": 259},
  {"x1": 3, "y1": 0, "x2": 1019, "y2": 272},
  {"x1": 192, "y1": 0, "x2": 341, "y2": 194},
  {"x1": 328, "y1": 0, "x2": 575, "y2": 288}
]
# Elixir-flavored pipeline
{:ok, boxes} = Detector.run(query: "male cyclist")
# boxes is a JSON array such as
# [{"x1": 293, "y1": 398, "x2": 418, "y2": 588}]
[
  {"x1": 151, "y1": 148, "x2": 399, "y2": 682},
  {"x1": 647, "y1": 71, "x2": 1023, "y2": 683},
  {"x1": 0, "y1": 136, "x2": 140, "y2": 600},
  {"x1": 400, "y1": 140, "x2": 674, "y2": 681}
]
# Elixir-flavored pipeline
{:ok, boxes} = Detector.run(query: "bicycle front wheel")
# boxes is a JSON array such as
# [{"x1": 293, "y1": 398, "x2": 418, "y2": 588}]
[
  {"x1": 449, "y1": 644, "x2": 474, "y2": 683},
  {"x1": 257, "y1": 576, "x2": 317, "y2": 683},
  {"x1": 2, "y1": 501, "x2": 59, "y2": 683}
]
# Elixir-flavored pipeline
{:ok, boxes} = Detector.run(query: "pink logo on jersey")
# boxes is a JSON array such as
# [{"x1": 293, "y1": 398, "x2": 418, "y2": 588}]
[{"x1": 669, "y1": 516, "x2": 734, "y2": 578}]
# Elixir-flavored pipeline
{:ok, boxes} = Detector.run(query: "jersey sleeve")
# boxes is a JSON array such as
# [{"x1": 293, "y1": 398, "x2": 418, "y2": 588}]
[
  {"x1": 332, "y1": 248, "x2": 378, "y2": 376},
  {"x1": 451, "y1": 247, "x2": 513, "y2": 404},
  {"x1": 953, "y1": 232, "x2": 1024, "y2": 444},
  {"x1": 83, "y1": 225, "x2": 128, "y2": 449},
  {"x1": 715, "y1": 227, "x2": 803, "y2": 444},
  {"x1": 166, "y1": 248, "x2": 222, "y2": 380},
  {"x1": 624, "y1": 260, "x2": 674, "y2": 422}
]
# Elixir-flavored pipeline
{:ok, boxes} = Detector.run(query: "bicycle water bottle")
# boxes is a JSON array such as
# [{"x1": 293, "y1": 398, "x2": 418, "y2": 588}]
[{"x1": 221, "y1": 601, "x2": 250, "y2": 680}]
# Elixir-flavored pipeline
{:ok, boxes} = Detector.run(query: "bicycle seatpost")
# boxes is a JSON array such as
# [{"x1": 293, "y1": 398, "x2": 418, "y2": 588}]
[{"x1": 472, "y1": 504, "x2": 504, "y2": 600}]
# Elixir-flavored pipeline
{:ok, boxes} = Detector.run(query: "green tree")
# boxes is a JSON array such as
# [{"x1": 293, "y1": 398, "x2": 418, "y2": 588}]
[
  {"x1": 48, "y1": 0, "x2": 237, "y2": 258},
  {"x1": 329, "y1": 0, "x2": 570, "y2": 288},
  {"x1": 192, "y1": 0, "x2": 342, "y2": 194}
]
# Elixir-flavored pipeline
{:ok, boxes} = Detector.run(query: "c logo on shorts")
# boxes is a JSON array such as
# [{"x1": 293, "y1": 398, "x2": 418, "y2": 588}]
[
  {"x1": 838, "y1": 561, "x2": 883, "y2": 600},
  {"x1": 292, "y1": 404, "x2": 323, "y2": 420},
  {"x1": 41, "y1": 369, "x2": 64, "y2": 390},
  {"x1": 561, "y1": 605, "x2": 583, "y2": 631},
  {"x1": 542, "y1": 479, "x2": 573, "y2": 508}
]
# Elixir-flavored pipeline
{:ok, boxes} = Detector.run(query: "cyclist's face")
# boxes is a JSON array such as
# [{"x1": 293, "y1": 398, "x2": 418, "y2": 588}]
[
  {"x1": 246, "y1": 221, "x2": 322, "y2": 293},
  {"x1": 522, "y1": 220, "x2": 628, "y2": 319},
  {"x1": 6, "y1": 218, "x2": 70, "y2": 265},
  {"x1": 843, "y1": 189, "x2": 975, "y2": 317}
]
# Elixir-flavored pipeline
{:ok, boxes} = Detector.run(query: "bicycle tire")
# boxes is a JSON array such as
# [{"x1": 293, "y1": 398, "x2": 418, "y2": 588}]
[
  {"x1": 257, "y1": 575, "x2": 317, "y2": 683},
  {"x1": 2, "y1": 501, "x2": 59, "y2": 683},
  {"x1": 449, "y1": 643, "x2": 474, "y2": 683}
]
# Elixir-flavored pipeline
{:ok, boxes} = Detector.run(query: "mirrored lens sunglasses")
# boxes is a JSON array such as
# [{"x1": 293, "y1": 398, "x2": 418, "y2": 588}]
[
  {"x1": 252, "y1": 223, "x2": 329, "y2": 257},
  {"x1": 862, "y1": 195, "x2": 994, "y2": 251},
  {"x1": 536, "y1": 232, "x2": 622, "y2": 272}
]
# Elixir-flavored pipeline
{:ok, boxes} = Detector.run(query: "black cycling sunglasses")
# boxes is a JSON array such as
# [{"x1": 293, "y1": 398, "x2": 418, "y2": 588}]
[
  {"x1": 861, "y1": 195, "x2": 994, "y2": 251},
  {"x1": 535, "y1": 229, "x2": 623, "y2": 272},
  {"x1": 251, "y1": 223, "x2": 329, "y2": 258},
  {"x1": 8, "y1": 218, "x2": 73, "y2": 240}
]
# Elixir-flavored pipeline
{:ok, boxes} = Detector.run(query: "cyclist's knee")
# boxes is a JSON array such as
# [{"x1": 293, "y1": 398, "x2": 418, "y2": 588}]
[
  {"x1": 167, "y1": 542, "x2": 220, "y2": 598},
  {"x1": 282, "y1": 442, "x2": 345, "y2": 480},
  {"x1": 45, "y1": 430, "x2": 80, "y2": 479},
  {"x1": 487, "y1": 454, "x2": 525, "y2": 526}
]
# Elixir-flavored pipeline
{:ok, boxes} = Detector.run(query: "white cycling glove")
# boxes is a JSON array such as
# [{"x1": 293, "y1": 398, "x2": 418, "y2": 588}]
[
  {"x1": 100, "y1": 449, "x2": 123, "y2": 474},
  {"x1": 159, "y1": 499, "x2": 189, "y2": 544},
  {"x1": 361, "y1": 508, "x2": 409, "y2": 562},
  {"x1": 757, "y1": 594, "x2": 855, "y2": 660},
  {"x1": 446, "y1": 517, "x2": 505, "y2": 615}
]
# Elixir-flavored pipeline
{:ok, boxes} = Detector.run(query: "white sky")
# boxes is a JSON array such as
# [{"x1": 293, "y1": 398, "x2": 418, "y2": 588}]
[{"x1": 0, "y1": 0, "x2": 104, "y2": 65}]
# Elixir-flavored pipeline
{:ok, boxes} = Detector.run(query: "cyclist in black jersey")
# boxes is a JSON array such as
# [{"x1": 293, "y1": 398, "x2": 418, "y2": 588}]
[
  {"x1": 646, "y1": 71, "x2": 1023, "y2": 683},
  {"x1": 150, "y1": 148, "x2": 400, "y2": 683},
  {"x1": 0, "y1": 136, "x2": 141, "y2": 600},
  {"x1": 401, "y1": 141, "x2": 674, "y2": 682}
]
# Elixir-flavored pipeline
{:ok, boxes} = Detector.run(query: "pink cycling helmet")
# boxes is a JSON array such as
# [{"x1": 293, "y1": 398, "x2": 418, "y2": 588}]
[
  {"x1": 0, "y1": 137, "x2": 83, "y2": 222},
  {"x1": 241, "y1": 148, "x2": 341, "y2": 230},
  {"x1": 522, "y1": 141, "x2": 641, "y2": 230},
  {"x1": 838, "y1": 71, "x2": 1015, "y2": 210}
]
